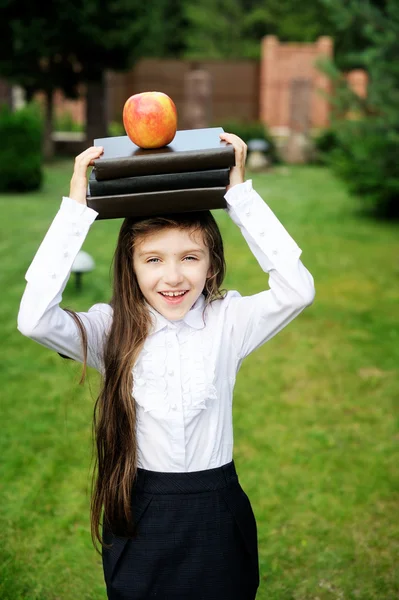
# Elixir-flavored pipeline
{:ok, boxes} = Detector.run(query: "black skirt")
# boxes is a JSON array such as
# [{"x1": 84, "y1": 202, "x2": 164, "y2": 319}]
[{"x1": 102, "y1": 460, "x2": 259, "y2": 600}]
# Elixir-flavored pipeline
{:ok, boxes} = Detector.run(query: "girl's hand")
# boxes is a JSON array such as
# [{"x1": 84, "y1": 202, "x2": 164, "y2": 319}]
[
  {"x1": 219, "y1": 132, "x2": 247, "y2": 191},
  {"x1": 69, "y1": 146, "x2": 104, "y2": 205}
]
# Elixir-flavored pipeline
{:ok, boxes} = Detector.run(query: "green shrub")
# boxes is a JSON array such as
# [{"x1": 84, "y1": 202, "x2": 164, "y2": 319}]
[
  {"x1": 215, "y1": 119, "x2": 281, "y2": 164},
  {"x1": 108, "y1": 121, "x2": 125, "y2": 137},
  {"x1": 328, "y1": 119, "x2": 399, "y2": 219},
  {"x1": 0, "y1": 103, "x2": 43, "y2": 192},
  {"x1": 54, "y1": 111, "x2": 84, "y2": 133},
  {"x1": 312, "y1": 127, "x2": 340, "y2": 164}
]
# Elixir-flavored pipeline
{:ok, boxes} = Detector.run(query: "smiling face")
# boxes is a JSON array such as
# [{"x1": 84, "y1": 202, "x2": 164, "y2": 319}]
[{"x1": 133, "y1": 226, "x2": 212, "y2": 321}]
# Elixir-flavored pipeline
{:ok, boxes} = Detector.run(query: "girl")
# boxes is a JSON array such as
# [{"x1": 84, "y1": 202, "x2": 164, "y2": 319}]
[{"x1": 18, "y1": 133, "x2": 315, "y2": 600}]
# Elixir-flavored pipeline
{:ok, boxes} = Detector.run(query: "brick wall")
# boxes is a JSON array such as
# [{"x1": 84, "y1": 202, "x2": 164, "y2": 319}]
[
  {"x1": 18, "y1": 36, "x2": 368, "y2": 141},
  {"x1": 260, "y1": 36, "x2": 334, "y2": 133}
]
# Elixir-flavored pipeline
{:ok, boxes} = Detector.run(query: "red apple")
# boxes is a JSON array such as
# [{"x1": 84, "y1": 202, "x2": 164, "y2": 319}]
[{"x1": 122, "y1": 91, "x2": 178, "y2": 149}]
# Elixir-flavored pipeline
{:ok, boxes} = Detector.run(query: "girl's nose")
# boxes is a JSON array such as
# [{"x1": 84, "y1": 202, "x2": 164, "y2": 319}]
[{"x1": 163, "y1": 264, "x2": 184, "y2": 286}]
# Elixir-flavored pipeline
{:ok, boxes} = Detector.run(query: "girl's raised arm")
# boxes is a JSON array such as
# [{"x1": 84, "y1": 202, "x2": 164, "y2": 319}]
[
  {"x1": 17, "y1": 146, "x2": 110, "y2": 372},
  {"x1": 220, "y1": 133, "x2": 315, "y2": 360}
]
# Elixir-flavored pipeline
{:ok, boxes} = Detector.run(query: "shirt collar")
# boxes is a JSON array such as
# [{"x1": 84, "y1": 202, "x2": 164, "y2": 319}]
[{"x1": 148, "y1": 294, "x2": 206, "y2": 335}]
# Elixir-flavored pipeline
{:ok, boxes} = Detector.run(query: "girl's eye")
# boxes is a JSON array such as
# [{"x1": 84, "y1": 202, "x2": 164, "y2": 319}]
[
  {"x1": 147, "y1": 258, "x2": 160, "y2": 263},
  {"x1": 184, "y1": 256, "x2": 198, "y2": 261}
]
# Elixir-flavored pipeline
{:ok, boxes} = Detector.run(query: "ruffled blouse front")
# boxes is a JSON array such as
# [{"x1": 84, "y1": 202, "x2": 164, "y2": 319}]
[{"x1": 133, "y1": 313, "x2": 217, "y2": 415}]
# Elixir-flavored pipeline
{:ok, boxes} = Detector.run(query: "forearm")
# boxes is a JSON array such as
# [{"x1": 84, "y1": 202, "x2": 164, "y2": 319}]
[
  {"x1": 18, "y1": 197, "x2": 98, "y2": 336},
  {"x1": 224, "y1": 180, "x2": 315, "y2": 305}
]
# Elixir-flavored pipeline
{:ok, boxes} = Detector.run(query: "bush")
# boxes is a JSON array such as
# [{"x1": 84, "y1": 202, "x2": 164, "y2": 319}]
[
  {"x1": 215, "y1": 120, "x2": 281, "y2": 164},
  {"x1": 108, "y1": 121, "x2": 125, "y2": 137},
  {"x1": 0, "y1": 103, "x2": 43, "y2": 192},
  {"x1": 54, "y1": 111, "x2": 84, "y2": 133},
  {"x1": 312, "y1": 127, "x2": 340, "y2": 164},
  {"x1": 327, "y1": 119, "x2": 399, "y2": 219}
]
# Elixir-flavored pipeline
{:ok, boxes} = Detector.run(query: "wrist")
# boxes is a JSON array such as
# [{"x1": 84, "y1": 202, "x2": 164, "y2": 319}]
[{"x1": 227, "y1": 178, "x2": 244, "y2": 191}]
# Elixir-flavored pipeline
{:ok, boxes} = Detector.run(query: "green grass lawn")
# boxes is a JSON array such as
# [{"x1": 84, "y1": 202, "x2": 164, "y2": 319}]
[{"x1": 1, "y1": 160, "x2": 398, "y2": 599}]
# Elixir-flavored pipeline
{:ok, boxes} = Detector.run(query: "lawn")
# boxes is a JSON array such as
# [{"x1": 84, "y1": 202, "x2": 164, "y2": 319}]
[{"x1": 1, "y1": 160, "x2": 398, "y2": 599}]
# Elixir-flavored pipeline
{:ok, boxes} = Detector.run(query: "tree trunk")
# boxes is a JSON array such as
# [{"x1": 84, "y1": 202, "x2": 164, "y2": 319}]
[
  {"x1": 0, "y1": 78, "x2": 13, "y2": 109},
  {"x1": 86, "y1": 72, "x2": 108, "y2": 144},
  {"x1": 43, "y1": 89, "x2": 55, "y2": 161}
]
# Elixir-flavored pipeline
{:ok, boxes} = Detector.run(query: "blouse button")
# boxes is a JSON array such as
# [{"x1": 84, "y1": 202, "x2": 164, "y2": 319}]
[
  {"x1": 168, "y1": 369, "x2": 174, "y2": 376},
  {"x1": 260, "y1": 230, "x2": 265, "y2": 237},
  {"x1": 245, "y1": 210, "x2": 251, "y2": 217},
  {"x1": 171, "y1": 404, "x2": 177, "y2": 410},
  {"x1": 50, "y1": 272, "x2": 57, "y2": 279},
  {"x1": 64, "y1": 251, "x2": 69, "y2": 258}
]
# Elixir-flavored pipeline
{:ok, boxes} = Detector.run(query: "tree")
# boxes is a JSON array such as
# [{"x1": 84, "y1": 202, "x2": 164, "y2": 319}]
[
  {"x1": 182, "y1": 0, "x2": 336, "y2": 59},
  {"x1": 182, "y1": 0, "x2": 390, "y2": 67},
  {"x1": 183, "y1": 0, "x2": 245, "y2": 58},
  {"x1": 0, "y1": 0, "x2": 186, "y2": 159},
  {"x1": 320, "y1": 0, "x2": 389, "y2": 69},
  {"x1": 319, "y1": 0, "x2": 399, "y2": 218}
]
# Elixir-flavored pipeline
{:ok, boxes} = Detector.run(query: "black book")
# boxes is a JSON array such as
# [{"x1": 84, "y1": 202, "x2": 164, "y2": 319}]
[
  {"x1": 86, "y1": 187, "x2": 227, "y2": 220},
  {"x1": 93, "y1": 127, "x2": 235, "y2": 181},
  {"x1": 88, "y1": 168, "x2": 230, "y2": 197}
]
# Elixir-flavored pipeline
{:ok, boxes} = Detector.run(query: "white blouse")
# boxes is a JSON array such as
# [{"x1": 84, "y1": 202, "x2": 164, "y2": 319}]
[{"x1": 17, "y1": 180, "x2": 315, "y2": 472}]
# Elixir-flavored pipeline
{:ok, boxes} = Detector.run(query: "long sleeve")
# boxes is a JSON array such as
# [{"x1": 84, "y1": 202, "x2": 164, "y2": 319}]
[
  {"x1": 224, "y1": 180, "x2": 315, "y2": 360},
  {"x1": 17, "y1": 197, "x2": 112, "y2": 371}
]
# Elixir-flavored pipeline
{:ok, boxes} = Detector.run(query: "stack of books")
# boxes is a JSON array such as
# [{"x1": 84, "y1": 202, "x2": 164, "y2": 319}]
[{"x1": 87, "y1": 127, "x2": 235, "y2": 220}]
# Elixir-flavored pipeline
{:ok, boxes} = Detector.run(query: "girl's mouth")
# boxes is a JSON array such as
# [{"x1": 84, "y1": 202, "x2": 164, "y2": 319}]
[{"x1": 158, "y1": 290, "x2": 189, "y2": 304}]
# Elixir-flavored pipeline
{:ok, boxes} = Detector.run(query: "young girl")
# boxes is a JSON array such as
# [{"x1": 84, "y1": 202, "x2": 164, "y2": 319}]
[{"x1": 18, "y1": 133, "x2": 315, "y2": 600}]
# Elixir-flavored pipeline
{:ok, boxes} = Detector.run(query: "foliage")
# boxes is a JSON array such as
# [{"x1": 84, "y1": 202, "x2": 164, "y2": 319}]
[
  {"x1": 320, "y1": 0, "x2": 389, "y2": 69},
  {"x1": 183, "y1": 0, "x2": 337, "y2": 59},
  {"x1": 312, "y1": 128, "x2": 340, "y2": 164},
  {"x1": 0, "y1": 103, "x2": 43, "y2": 192},
  {"x1": 54, "y1": 111, "x2": 84, "y2": 133},
  {"x1": 329, "y1": 120, "x2": 399, "y2": 218},
  {"x1": 0, "y1": 0, "x2": 185, "y2": 96},
  {"x1": 183, "y1": 0, "x2": 245, "y2": 58},
  {"x1": 0, "y1": 0, "x2": 186, "y2": 156},
  {"x1": 183, "y1": 0, "x2": 392, "y2": 68},
  {"x1": 216, "y1": 119, "x2": 281, "y2": 163},
  {"x1": 315, "y1": 57, "x2": 369, "y2": 119},
  {"x1": 108, "y1": 121, "x2": 126, "y2": 137},
  {"x1": 316, "y1": 0, "x2": 399, "y2": 218}
]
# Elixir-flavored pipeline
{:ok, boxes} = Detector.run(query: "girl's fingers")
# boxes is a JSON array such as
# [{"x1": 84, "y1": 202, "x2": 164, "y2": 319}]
[
  {"x1": 219, "y1": 132, "x2": 246, "y2": 148},
  {"x1": 219, "y1": 133, "x2": 247, "y2": 166},
  {"x1": 219, "y1": 133, "x2": 247, "y2": 189},
  {"x1": 69, "y1": 146, "x2": 104, "y2": 205},
  {"x1": 73, "y1": 146, "x2": 104, "y2": 175}
]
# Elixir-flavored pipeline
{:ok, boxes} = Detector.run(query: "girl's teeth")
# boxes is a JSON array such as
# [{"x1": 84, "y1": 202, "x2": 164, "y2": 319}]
[{"x1": 161, "y1": 291, "x2": 186, "y2": 297}]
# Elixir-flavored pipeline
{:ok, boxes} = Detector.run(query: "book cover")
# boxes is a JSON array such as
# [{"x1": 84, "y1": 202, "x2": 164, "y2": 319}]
[
  {"x1": 88, "y1": 168, "x2": 230, "y2": 197},
  {"x1": 86, "y1": 187, "x2": 227, "y2": 220},
  {"x1": 92, "y1": 127, "x2": 235, "y2": 181}
]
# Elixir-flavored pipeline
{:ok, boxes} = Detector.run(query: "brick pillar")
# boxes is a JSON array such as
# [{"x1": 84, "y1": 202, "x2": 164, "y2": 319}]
[
  {"x1": 183, "y1": 65, "x2": 213, "y2": 129},
  {"x1": 260, "y1": 35, "x2": 334, "y2": 132},
  {"x1": 260, "y1": 35, "x2": 279, "y2": 127},
  {"x1": 313, "y1": 36, "x2": 333, "y2": 128},
  {"x1": 346, "y1": 69, "x2": 368, "y2": 99}
]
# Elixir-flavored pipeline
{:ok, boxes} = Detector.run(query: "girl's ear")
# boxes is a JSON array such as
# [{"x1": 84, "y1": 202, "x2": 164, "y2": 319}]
[{"x1": 206, "y1": 266, "x2": 213, "y2": 279}]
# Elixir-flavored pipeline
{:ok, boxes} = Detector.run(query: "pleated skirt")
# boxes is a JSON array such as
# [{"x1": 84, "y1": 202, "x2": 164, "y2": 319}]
[{"x1": 102, "y1": 460, "x2": 259, "y2": 600}]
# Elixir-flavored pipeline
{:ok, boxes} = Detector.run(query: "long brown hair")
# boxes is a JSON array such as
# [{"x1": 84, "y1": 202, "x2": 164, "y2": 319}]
[{"x1": 64, "y1": 210, "x2": 226, "y2": 551}]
